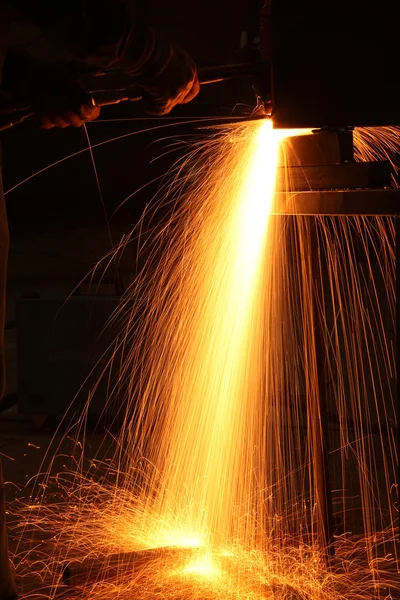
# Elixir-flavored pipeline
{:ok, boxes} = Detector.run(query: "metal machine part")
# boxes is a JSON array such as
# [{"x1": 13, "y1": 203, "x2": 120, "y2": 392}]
[
  {"x1": 272, "y1": 130, "x2": 400, "y2": 216},
  {"x1": 270, "y1": 127, "x2": 400, "y2": 559},
  {"x1": 261, "y1": 0, "x2": 400, "y2": 128}
]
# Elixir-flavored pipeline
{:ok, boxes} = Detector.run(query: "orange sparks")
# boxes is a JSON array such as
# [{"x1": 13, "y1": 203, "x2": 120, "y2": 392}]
[{"x1": 9, "y1": 120, "x2": 399, "y2": 600}]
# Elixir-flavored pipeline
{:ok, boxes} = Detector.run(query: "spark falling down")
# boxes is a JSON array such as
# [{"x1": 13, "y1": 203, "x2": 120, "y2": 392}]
[
  {"x1": 12, "y1": 121, "x2": 399, "y2": 600},
  {"x1": 113, "y1": 119, "x2": 311, "y2": 549},
  {"x1": 139, "y1": 119, "x2": 295, "y2": 546}
]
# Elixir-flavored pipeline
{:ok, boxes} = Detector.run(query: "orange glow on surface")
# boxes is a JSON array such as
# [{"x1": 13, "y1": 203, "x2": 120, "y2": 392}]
[{"x1": 181, "y1": 553, "x2": 221, "y2": 579}]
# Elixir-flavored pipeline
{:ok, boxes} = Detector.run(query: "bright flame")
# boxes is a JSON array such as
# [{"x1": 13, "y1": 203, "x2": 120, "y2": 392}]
[
  {"x1": 158, "y1": 531, "x2": 204, "y2": 549},
  {"x1": 182, "y1": 553, "x2": 221, "y2": 579},
  {"x1": 146, "y1": 119, "x2": 290, "y2": 545}
]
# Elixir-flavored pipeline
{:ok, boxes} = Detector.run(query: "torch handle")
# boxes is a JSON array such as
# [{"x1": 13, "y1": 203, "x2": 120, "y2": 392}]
[{"x1": 89, "y1": 62, "x2": 262, "y2": 107}]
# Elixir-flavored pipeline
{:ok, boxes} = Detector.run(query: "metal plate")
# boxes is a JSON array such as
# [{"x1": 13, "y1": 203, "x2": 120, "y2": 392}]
[{"x1": 272, "y1": 189, "x2": 400, "y2": 215}]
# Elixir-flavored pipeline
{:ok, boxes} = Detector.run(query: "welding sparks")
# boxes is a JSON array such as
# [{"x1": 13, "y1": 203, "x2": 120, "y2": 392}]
[
  {"x1": 181, "y1": 553, "x2": 220, "y2": 579},
  {"x1": 10, "y1": 119, "x2": 400, "y2": 600},
  {"x1": 144, "y1": 119, "x2": 287, "y2": 546}
]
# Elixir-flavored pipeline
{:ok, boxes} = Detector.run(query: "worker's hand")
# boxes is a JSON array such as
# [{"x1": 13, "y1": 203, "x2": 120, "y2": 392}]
[
  {"x1": 38, "y1": 104, "x2": 101, "y2": 129},
  {"x1": 30, "y1": 78, "x2": 101, "y2": 129},
  {"x1": 136, "y1": 39, "x2": 200, "y2": 116}
]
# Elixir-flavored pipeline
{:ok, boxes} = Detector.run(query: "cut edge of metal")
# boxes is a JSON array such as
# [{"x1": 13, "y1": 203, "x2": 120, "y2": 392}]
[{"x1": 271, "y1": 189, "x2": 400, "y2": 216}]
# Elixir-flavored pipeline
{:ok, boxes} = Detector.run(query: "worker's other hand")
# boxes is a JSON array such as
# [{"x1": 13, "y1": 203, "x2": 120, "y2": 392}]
[
  {"x1": 137, "y1": 40, "x2": 200, "y2": 116},
  {"x1": 38, "y1": 104, "x2": 100, "y2": 129}
]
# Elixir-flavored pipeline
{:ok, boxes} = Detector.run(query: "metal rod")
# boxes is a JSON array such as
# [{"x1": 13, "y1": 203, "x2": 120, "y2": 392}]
[
  {"x1": 271, "y1": 190, "x2": 400, "y2": 216},
  {"x1": 310, "y1": 220, "x2": 335, "y2": 560},
  {"x1": 0, "y1": 111, "x2": 34, "y2": 132}
]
